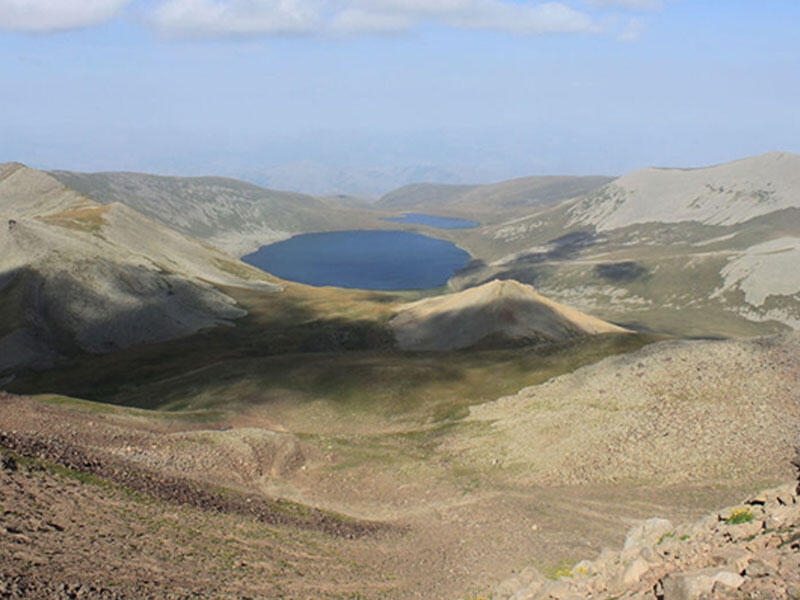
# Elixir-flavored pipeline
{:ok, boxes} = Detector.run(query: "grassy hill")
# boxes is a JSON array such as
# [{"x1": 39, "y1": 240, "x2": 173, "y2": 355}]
[
  {"x1": 444, "y1": 152, "x2": 800, "y2": 337},
  {"x1": 0, "y1": 163, "x2": 281, "y2": 371},
  {"x1": 377, "y1": 175, "x2": 613, "y2": 223},
  {"x1": 48, "y1": 169, "x2": 383, "y2": 256}
]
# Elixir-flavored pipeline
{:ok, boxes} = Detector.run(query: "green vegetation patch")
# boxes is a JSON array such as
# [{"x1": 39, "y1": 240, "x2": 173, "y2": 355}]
[
  {"x1": 10, "y1": 330, "x2": 656, "y2": 427},
  {"x1": 725, "y1": 508, "x2": 755, "y2": 525}
]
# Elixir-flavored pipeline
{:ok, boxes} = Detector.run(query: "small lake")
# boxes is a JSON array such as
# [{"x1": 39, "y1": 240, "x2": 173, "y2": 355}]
[
  {"x1": 242, "y1": 230, "x2": 471, "y2": 290},
  {"x1": 384, "y1": 213, "x2": 478, "y2": 229}
]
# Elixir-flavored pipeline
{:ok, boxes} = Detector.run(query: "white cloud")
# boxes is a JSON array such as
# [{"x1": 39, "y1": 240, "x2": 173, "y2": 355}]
[
  {"x1": 150, "y1": 0, "x2": 599, "y2": 37},
  {"x1": 0, "y1": 0, "x2": 649, "y2": 38},
  {"x1": 332, "y1": 0, "x2": 597, "y2": 35},
  {"x1": 585, "y1": 0, "x2": 662, "y2": 10},
  {"x1": 151, "y1": 0, "x2": 323, "y2": 36},
  {"x1": 0, "y1": 0, "x2": 130, "y2": 32}
]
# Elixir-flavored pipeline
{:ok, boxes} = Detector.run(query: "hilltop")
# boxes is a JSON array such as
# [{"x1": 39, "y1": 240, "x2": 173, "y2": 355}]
[
  {"x1": 446, "y1": 152, "x2": 800, "y2": 337},
  {"x1": 568, "y1": 151, "x2": 800, "y2": 231},
  {"x1": 0, "y1": 162, "x2": 279, "y2": 371},
  {"x1": 391, "y1": 279, "x2": 628, "y2": 351},
  {"x1": 48, "y1": 169, "x2": 378, "y2": 257}
]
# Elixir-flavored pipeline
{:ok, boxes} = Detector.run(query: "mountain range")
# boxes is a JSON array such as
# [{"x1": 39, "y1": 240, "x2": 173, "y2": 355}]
[
  {"x1": 3, "y1": 151, "x2": 799, "y2": 373},
  {"x1": 1, "y1": 151, "x2": 799, "y2": 599},
  {"x1": 450, "y1": 151, "x2": 800, "y2": 337}
]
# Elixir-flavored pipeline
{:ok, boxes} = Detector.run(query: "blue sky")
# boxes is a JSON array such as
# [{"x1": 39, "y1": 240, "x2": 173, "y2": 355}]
[{"x1": 1, "y1": 1, "x2": 799, "y2": 195}]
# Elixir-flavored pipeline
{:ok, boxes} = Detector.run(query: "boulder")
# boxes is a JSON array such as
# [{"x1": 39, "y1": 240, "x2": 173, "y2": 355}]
[
  {"x1": 622, "y1": 518, "x2": 673, "y2": 561},
  {"x1": 622, "y1": 557, "x2": 651, "y2": 585},
  {"x1": 494, "y1": 576, "x2": 522, "y2": 599},
  {"x1": 713, "y1": 570, "x2": 745, "y2": 591},
  {"x1": 661, "y1": 568, "x2": 743, "y2": 600},
  {"x1": 710, "y1": 547, "x2": 753, "y2": 573}
]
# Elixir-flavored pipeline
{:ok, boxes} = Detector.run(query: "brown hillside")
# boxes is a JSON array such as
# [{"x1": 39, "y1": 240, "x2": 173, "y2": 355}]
[{"x1": 390, "y1": 279, "x2": 629, "y2": 351}]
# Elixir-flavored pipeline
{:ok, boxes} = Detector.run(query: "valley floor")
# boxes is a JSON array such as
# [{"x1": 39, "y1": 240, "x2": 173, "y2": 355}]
[{"x1": 1, "y1": 331, "x2": 797, "y2": 599}]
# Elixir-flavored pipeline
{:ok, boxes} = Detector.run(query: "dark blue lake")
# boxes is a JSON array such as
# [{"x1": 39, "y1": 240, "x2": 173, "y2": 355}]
[
  {"x1": 242, "y1": 230, "x2": 471, "y2": 290},
  {"x1": 384, "y1": 213, "x2": 478, "y2": 229}
]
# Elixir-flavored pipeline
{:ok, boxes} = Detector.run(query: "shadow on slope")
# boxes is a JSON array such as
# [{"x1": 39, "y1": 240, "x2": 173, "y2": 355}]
[
  {"x1": 8, "y1": 329, "x2": 653, "y2": 426},
  {"x1": 0, "y1": 263, "x2": 249, "y2": 372}
]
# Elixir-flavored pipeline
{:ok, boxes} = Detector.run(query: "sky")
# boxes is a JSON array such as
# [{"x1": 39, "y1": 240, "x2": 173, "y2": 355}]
[{"x1": 1, "y1": 0, "x2": 799, "y2": 196}]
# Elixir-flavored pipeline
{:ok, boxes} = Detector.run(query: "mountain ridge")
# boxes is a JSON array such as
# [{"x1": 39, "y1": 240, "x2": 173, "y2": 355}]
[
  {"x1": 0, "y1": 163, "x2": 280, "y2": 371},
  {"x1": 47, "y1": 168, "x2": 372, "y2": 256},
  {"x1": 378, "y1": 175, "x2": 614, "y2": 221},
  {"x1": 567, "y1": 151, "x2": 800, "y2": 231},
  {"x1": 448, "y1": 152, "x2": 800, "y2": 335}
]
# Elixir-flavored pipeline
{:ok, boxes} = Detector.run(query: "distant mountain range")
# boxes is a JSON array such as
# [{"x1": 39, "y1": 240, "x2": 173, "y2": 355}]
[
  {"x1": 2, "y1": 151, "x2": 798, "y2": 372},
  {"x1": 249, "y1": 162, "x2": 477, "y2": 198},
  {"x1": 451, "y1": 151, "x2": 800, "y2": 336}
]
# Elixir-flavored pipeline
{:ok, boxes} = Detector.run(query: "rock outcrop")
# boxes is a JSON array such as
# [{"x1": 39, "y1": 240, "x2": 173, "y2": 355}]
[{"x1": 490, "y1": 478, "x2": 800, "y2": 600}]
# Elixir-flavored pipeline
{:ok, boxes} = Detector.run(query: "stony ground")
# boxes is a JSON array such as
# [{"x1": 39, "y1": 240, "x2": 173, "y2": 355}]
[
  {"x1": 0, "y1": 421, "x2": 400, "y2": 599},
  {"x1": 449, "y1": 332, "x2": 800, "y2": 487},
  {"x1": 1, "y1": 392, "x2": 705, "y2": 599},
  {"x1": 1, "y1": 332, "x2": 798, "y2": 598},
  {"x1": 490, "y1": 479, "x2": 800, "y2": 600}
]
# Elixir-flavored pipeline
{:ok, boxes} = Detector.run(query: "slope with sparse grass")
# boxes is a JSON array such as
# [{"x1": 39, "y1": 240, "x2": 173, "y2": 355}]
[
  {"x1": 391, "y1": 279, "x2": 629, "y2": 351},
  {"x1": 0, "y1": 163, "x2": 280, "y2": 371},
  {"x1": 2, "y1": 329, "x2": 798, "y2": 598},
  {"x1": 48, "y1": 169, "x2": 386, "y2": 256},
  {"x1": 444, "y1": 152, "x2": 800, "y2": 336},
  {"x1": 377, "y1": 175, "x2": 613, "y2": 223}
]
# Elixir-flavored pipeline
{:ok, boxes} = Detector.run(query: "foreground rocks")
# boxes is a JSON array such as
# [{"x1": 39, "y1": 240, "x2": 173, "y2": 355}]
[{"x1": 492, "y1": 482, "x2": 800, "y2": 599}]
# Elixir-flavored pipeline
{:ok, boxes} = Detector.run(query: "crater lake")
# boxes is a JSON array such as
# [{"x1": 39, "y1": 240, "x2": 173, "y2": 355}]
[{"x1": 242, "y1": 230, "x2": 471, "y2": 290}]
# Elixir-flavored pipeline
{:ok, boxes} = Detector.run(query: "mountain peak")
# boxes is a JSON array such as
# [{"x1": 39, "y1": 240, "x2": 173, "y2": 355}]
[
  {"x1": 390, "y1": 279, "x2": 629, "y2": 351},
  {"x1": 569, "y1": 151, "x2": 800, "y2": 232}
]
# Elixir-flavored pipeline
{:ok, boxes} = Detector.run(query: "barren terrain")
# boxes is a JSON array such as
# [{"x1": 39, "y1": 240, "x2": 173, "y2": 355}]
[{"x1": 3, "y1": 331, "x2": 798, "y2": 598}]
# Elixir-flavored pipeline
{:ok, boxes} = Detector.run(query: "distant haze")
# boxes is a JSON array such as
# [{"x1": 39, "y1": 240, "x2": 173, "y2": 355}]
[{"x1": 2, "y1": 1, "x2": 799, "y2": 195}]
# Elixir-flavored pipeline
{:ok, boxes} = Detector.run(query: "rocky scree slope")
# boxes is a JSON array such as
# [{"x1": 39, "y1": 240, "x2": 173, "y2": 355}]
[
  {"x1": 0, "y1": 162, "x2": 279, "y2": 372},
  {"x1": 0, "y1": 392, "x2": 397, "y2": 599},
  {"x1": 446, "y1": 332, "x2": 800, "y2": 487},
  {"x1": 489, "y1": 474, "x2": 800, "y2": 599}
]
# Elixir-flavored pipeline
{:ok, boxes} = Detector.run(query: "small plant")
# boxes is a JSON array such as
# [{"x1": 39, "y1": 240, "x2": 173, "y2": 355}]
[
  {"x1": 554, "y1": 567, "x2": 573, "y2": 579},
  {"x1": 679, "y1": 534, "x2": 691, "y2": 541},
  {"x1": 658, "y1": 531, "x2": 675, "y2": 544},
  {"x1": 725, "y1": 508, "x2": 754, "y2": 525}
]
